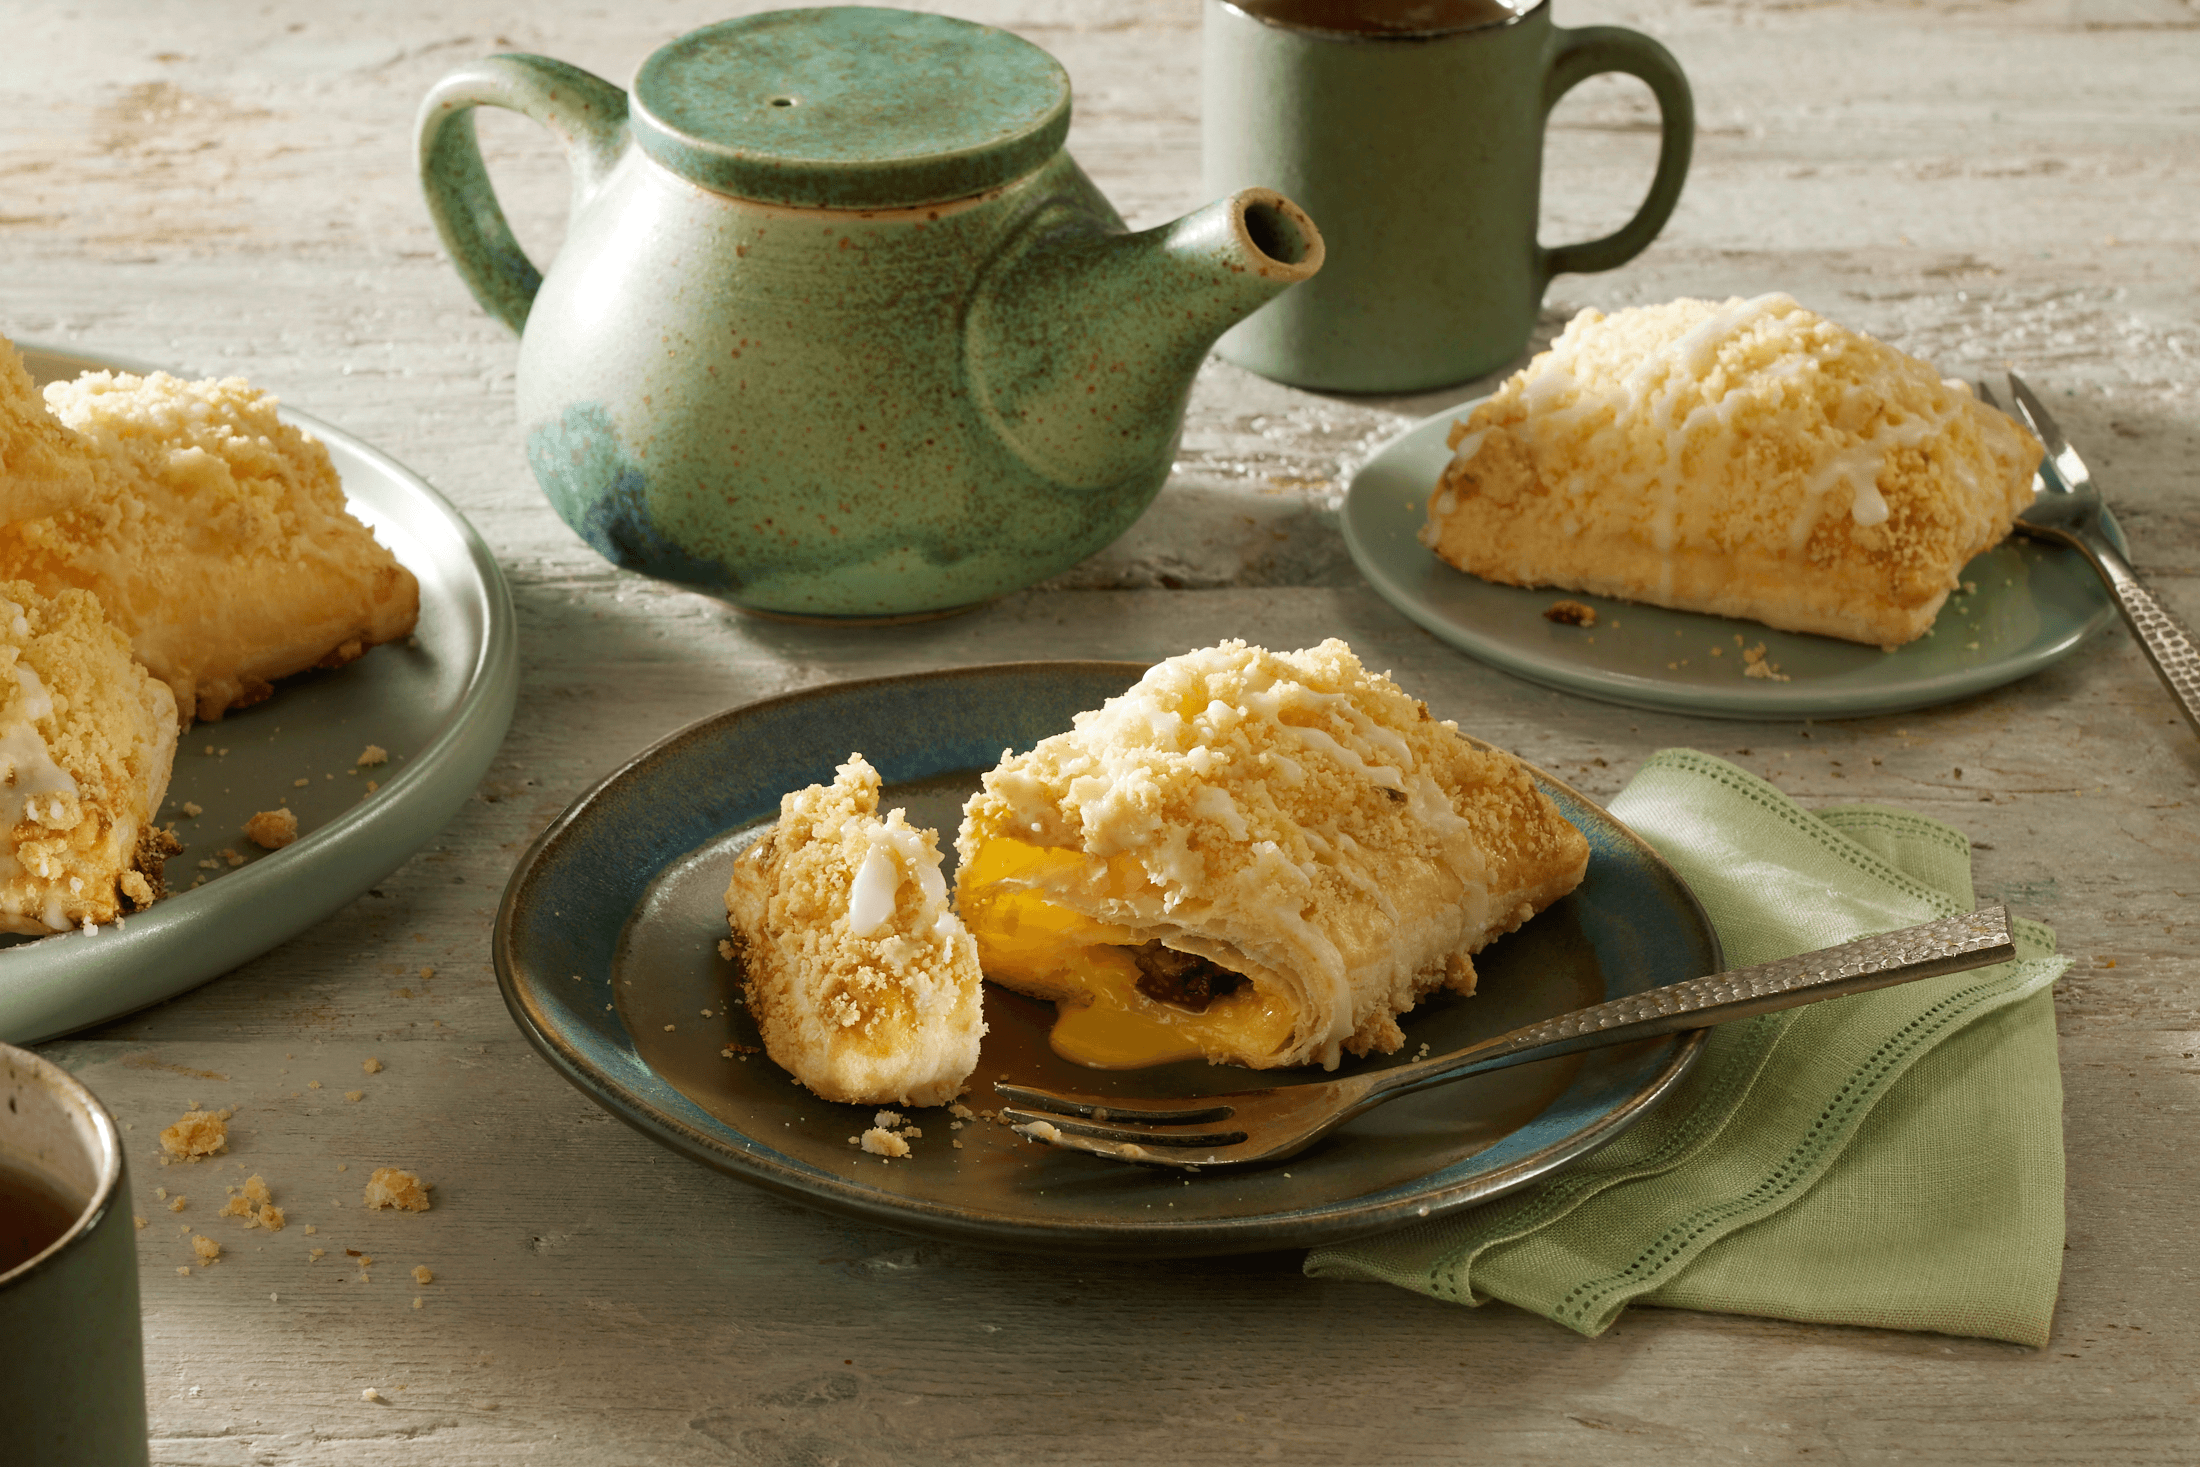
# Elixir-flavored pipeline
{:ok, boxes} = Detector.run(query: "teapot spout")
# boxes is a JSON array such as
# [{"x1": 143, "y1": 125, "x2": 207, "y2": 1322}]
[{"x1": 967, "y1": 187, "x2": 1323, "y2": 490}]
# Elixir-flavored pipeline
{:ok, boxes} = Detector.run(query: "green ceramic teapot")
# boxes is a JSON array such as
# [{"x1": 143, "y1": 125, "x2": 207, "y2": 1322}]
[{"x1": 417, "y1": 6, "x2": 1323, "y2": 620}]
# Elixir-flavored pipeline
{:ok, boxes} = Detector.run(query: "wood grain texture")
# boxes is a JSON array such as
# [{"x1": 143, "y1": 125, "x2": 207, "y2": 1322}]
[{"x1": 5, "y1": 0, "x2": 2198, "y2": 1460}]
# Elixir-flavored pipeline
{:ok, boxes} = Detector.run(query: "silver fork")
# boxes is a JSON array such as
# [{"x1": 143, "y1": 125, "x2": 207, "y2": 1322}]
[
  {"x1": 997, "y1": 907, "x2": 2016, "y2": 1170},
  {"x1": 1980, "y1": 373, "x2": 2200, "y2": 738}
]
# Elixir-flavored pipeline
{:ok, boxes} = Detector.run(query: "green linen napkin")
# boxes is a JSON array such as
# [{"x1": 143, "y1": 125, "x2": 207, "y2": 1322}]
[{"x1": 1305, "y1": 749, "x2": 2068, "y2": 1347}]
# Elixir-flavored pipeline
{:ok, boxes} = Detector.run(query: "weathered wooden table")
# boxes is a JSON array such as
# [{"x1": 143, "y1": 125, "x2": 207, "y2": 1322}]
[{"x1": 9, "y1": 0, "x2": 2197, "y2": 1460}]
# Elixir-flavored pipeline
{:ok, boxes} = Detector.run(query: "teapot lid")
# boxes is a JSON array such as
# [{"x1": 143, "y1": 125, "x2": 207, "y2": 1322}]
[{"x1": 632, "y1": 7, "x2": 1073, "y2": 210}]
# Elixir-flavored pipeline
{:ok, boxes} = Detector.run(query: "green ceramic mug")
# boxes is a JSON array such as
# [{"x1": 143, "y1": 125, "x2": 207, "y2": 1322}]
[
  {"x1": 1204, "y1": 0, "x2": 1692, "y2": 392},
  {"x1": 0, "y1": 1045, "x2": 149, "y2": 1467}
]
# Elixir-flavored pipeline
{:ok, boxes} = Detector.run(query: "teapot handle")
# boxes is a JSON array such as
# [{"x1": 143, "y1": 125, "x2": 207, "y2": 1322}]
[{"x1": 416, "y1": 55, "x2": 630, "y2": 334}]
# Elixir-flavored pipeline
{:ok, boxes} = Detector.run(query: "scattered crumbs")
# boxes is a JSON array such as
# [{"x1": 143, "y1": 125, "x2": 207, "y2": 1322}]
[
  {"x1": 859, "y1": 1127, "x2": 911, "y2": 1158},
  {"x1": 949, "y1": 1102, "x2": 975, "y2": 1121},
  {"x1": 1542, "y1": 599, "x2": 1596, "y2": 627},
  {"x1": 412, "y1": 1265, "x2": 433, "y2": 1285},
  {"x1": 1962, "y1": 580, "x2": 1977, "y2": 594},
  {"x1": 202, "y1": 744, "x2": 213, "y2": 756},
  {"x1": 181, "y1": 801, "x2": 203, "y2": 818},
  {"x1": 293, "y1": 778, "x2": 310, "y2": 789},
  {"x1": 362, "y1": 1058, "x2": 383, "y2": 1074},
  {"x1": 337, "y1": 1164, "x2": 348, "y2": 1172},
  {"x1": 134, "y1": 1216, "x2": 147, "y2": 1229},
  {"x1": 1709, "y1": 645, "x2": 1723, "y2": 657},
  {"x1": 365, "y1": 781, "x2": 380, "y2": 794},
  {"x1": 191, "y1": 1233, "x2": 220, "y2": 1265},
  {"x1": 363, "y1": 1167, "x2": 432, "y2": 1212},
  {"x1": 357, "y1": 745, "x2": 388, "y2": 767},
  {"x1": 717, "y1": 939, "x2": 736, "y2": 960},
  {"x1": 412, "y1": 1296, "x2": 424, "y2": 1310},
  {"x1": 221, "y1": 849, "x2": 245, "y2": 868},
  {"x1": 346, "y1": 1090, "x2": 365, "y2": 1103},
  {"x1": 663, "y1": 1024, "x2": 675, "y2": 1033},
  {"x1": 1742, "y1": 643, "x2": 1791, "y2": 682},
  {"x1": 155, "y1": 1187, "x2": 168, "y2": 1200},
  {"x1": 362, "y1": 1388, "x2": 383, "y2": 1403},
  {"x1": 699, "y1": 1009, "x2": 712, "y2": 1018},
  {"x1": 310, "y1": 1247, "x2": 326, "y2": 1260},
  {"x1": 245, "y1": 809, "x2": 298, "y2": 850},
  {"x1": 303, "y1": 1224, "x2": 317, "y2": 1236},
  {"x1": 874, "y1": 1110, "x2": 907, "y2": 1130},
  {"x1": 307, "y1": 1080, "x2": 322, "y2": 1091},
  {"x1": 1666, "y1": 661, "x2": 1679, "y2": 671},
  {"x1": 176, "y1": 1265, "x2": 191, "y2": 1276},
  {"x1": 160, "y1": 1109, "x2": 229, "y2": 1160},
  {"x1": 951, "y1": 1139, "x2": 963, "y2": 1150},
  {"x1": 169, "y1": 1196, "x2": 187, "y2": 1213}
]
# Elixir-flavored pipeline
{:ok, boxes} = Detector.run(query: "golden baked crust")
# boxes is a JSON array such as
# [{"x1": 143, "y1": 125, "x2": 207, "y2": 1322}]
[
  {"x1": 725, "y1": 754, "x2": 986, "y2": 1108},
  {"x1": 0, "y1": 578, "x2": 177, "y2": 935},
  {"x1": 1419, "y1": 296, "x2": 2043, "y2": 648},
  {"x1": 0, "y1": 339, "x2": 419, "y2": 722},
  {"x1": 955, "y1": 640, "x2": 1589, "y2": 1070}
]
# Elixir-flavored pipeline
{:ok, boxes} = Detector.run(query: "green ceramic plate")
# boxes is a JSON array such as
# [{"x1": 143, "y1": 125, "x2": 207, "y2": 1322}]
[
  {"x1": 495, "y1": 662, "x2": 1718, "y2": 1257},
  {"x1": 0, "y1": 345, "x2": 518, "y2": 1043},
  {"x1": 1342, "y1": 402, "x2": 2122, "y2": 719}
]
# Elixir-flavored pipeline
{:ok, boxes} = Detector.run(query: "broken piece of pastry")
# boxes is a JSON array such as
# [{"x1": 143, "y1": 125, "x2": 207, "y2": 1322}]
[
  {"x1": 0, "y1": 339, "x2": 419, "y2": 722},
  {"x1": 1418, "y1": 295, "x2": 2042, "y2": 649},
  {"x1": 954, "y1": 640, "x2": 1589, "y2": 1071},
  {"x1": 724, "y1": 754, "x2": 985, "y2": 1108},
  {"x1": 0, "y1": 578, "x2": 179, "y2": 935}
]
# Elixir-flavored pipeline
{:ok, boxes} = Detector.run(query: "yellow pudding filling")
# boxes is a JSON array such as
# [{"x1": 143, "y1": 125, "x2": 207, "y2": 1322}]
[{"x1": 959, "y1": 836, "x2": 1294, "y2": 1068}]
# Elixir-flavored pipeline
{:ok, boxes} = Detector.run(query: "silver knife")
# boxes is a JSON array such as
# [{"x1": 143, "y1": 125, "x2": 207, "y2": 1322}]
[{"x1": 1981, "y1": 374, "x2": 2200, "y2": 740}]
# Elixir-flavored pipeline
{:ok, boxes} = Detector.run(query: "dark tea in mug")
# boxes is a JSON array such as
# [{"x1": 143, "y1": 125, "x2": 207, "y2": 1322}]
[{"x1": 0, "y1": 1161, "x2": 82, "y2": 1274}]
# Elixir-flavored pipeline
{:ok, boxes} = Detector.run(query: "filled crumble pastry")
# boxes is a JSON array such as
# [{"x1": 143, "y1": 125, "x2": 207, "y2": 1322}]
[
  {"x1": 0, "y1": 338, "x2": 419, "y2": 722},
  {"x1": 954, "y1": 640, "x2": 1589, "y2": 1070},
  {"x1": 1419, "y1": 295, "x2": 2043, "y2": 649},
  {"x1": 0, "y1": 578, "x2": 178, "y2": 934},
  {"x1": 724, "y1": 754, "x2": 985, "y2": 1107}
]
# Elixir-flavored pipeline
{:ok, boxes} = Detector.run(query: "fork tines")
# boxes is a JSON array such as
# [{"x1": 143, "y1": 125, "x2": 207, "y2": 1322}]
[{"x1": 992, "y1": 1081, "x2": 1237, "y2": 1126}]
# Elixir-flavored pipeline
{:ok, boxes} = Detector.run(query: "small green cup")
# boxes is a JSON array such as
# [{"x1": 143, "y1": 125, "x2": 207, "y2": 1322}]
[{"x1": 1204, "y1": 0, "x2": 1692, "y2": 392}]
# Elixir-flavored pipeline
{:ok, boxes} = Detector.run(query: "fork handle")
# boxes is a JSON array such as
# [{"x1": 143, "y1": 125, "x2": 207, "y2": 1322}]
[
  {"x1": 2097, "y1": 548, "x2": 2200, "y2": 740},
  {"x1": 1355, "y1": 907, "x2": 2017, "y2": 1110},
  {"x1": 2021, "y1": 518, "x2": 2200, "y2": 741}
]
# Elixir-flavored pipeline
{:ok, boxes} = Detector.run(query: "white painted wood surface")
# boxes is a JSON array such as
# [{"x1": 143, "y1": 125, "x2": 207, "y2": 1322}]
[{"x1": 6, "y1": 0, "x2": 2198, "y2": 1460}]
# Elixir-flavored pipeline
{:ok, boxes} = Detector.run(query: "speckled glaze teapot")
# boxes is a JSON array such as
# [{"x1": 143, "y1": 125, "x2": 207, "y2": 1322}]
[{"x1": 417, "y1": 7, "x2": 1323, "y2": 620}]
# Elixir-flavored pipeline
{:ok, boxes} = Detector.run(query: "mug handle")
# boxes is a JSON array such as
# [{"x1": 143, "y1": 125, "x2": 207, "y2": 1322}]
[
  {"x1": 1536, "y1": 27, "x2": 1694, "y2": 284},
  {"x1": 415, "y1": 55, "x2": 630, "y2": 334}
]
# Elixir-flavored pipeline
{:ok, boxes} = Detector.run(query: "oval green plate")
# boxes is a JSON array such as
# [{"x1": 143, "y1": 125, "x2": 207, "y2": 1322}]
[
  {"x1": 494, "y1": 661, "x2": 1718, "y2": 1257},
  {"x1": 0, "y1": 345, "x2": 518, "y2": 1043},
  {"x1": 1342, "y1": 402, "x2": 2122, "y2": 719}
]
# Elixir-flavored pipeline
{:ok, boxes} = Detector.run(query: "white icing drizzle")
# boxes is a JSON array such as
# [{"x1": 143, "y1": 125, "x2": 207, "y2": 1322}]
[
  {"x1": 0, "y1": 666, "x2": 80, "y2": 908},
  {"x1": 844, "y1": 811, "x2": 949, "y2": 941},
  {"x1": 846, "y1": 843, "x2": 900, "y2": 938},
  {"x1": 1192, "y1": 785, "x2": 1248, "y2": 841}
]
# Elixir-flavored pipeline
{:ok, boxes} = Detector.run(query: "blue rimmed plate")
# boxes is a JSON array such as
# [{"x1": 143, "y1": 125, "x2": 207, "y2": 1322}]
[
  {"x1": 1342, "y1": 402, "x2": 2122, "y2": 719},
  {"x1": 494, "y1": 661, "x2": 1717, "y2": 1257}
]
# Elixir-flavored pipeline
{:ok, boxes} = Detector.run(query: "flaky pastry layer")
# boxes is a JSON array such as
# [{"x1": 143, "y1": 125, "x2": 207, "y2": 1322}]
[
  {"x1": 0, "y1": 579, "x2": 177, "y2": 935},
  {"x1": 955, "y1": 640, "x2": 1589, "y2": 1069},
  {"x1": 724, "y1": 754, "x2": 985, "y2": 1108},
  {"x1": 1419, "y1": 295, "x2": 2043, "y2": 648},
  {"x1": 0, "y1": 339, "x2": 418, "y2": 721}
]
